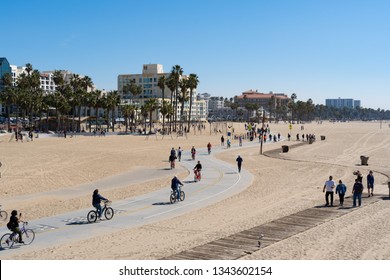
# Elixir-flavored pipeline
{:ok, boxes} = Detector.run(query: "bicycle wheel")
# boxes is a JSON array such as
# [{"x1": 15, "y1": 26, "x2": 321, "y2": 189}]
[
  {"x1": 180, "y1": 191, "x2": 185, "y2": 201},
  {"x1": 170, "y1": 193, "x2": 176, "y2": 204},
  {"x1": 0, "y1": 233, "x2": 13, "y2": 249},
  {"x1": 0, "y1": 211, "x2": 7, "y2": 222},
  {"x1": 22, "y1": 229, "x2": 35, "y2": 245},
  {"x1": 104, "y1": 207, "x2": 114, "y2": 220},
  {"x1": 87, "y1": 210, "x2": 98, "y2": 223}
]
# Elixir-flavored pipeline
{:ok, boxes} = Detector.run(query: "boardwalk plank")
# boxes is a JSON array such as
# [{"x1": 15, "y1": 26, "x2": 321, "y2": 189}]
[{"x1": 164, "y1": 191, "x2": 383, "y2": 259}]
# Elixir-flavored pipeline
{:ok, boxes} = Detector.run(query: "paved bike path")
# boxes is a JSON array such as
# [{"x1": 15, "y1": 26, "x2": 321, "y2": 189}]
[{"x1": 0, "y1": 139, "x2": 275, "y2": 258}]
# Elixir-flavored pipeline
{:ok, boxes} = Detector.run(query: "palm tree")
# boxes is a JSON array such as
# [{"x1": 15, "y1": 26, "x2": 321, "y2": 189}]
[
  {"x1": 121, "y1": 103, "x2": 135, "y2": 133},
  {"x1": 187, "y1": 73, "x2": 199, "y2": 132},
  {"x1": 159, "y1": 100, "x2": 171, "y2": 133},
  {"x1": 144, "y1": 98, "x2": 159, "y2": 133},
  {"x1": 107, "y1": 90, "x2": 120, "y2": 131},
  {"x1": 157, "y1": 75, "x2": 167, "y2": 130},
  {"x1": 69, "y1": 74, "x2": 82, "y2": 132},
  {"x1": 178, "y1": 79, "x2": 189, "y2": 130},
  {"x1": 130, "y1": 81, "x2": 142, "y2": 101},
  {"x1": 166, "y1": 75, "x2": 176, "y2": 133},
  {"x1": 290, "y1": 93, "x2": 297, "y2": 121},
  {"x1": 140, "y1": 105, "x2": 148, "y2": 134},
  {"x1": 170, "y1": 65, "x2": 183, "y2": 131},
  {"x1": 80, "y1": 76, "x2": 93, "y2": 131},
  {"x1": 93, "y1": 90, "x2": 103, "y2": 131},
  {"x1": 0, "y1": 73, "x2": 14, "y2": 131}
]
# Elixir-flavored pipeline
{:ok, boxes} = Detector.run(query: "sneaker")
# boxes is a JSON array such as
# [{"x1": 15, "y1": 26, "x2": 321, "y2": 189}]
[
  {"x1": 6, "y1": 239, "x2": 10, "y2": 245},
  {"x1": 19, "y1": 241, "x2": 24, "y2": 244}
]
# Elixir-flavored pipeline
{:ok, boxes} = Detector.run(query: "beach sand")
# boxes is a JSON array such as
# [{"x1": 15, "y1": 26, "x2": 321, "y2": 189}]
[{"x1": 1, "y1": 121, "x2": 390, "y2": 259}]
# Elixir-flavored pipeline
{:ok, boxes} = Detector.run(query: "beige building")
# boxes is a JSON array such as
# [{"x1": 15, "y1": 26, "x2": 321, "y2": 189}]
[{"x1": 118, "y1": 64, "x2": 206, "y2": 122}]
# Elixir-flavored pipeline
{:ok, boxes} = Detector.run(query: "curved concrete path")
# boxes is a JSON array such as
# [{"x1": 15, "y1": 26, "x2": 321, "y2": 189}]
[{"x1": 0, "y1": 137, "x2": 276, "y2": 258}]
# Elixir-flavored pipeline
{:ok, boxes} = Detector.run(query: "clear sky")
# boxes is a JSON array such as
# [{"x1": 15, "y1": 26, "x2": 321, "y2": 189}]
[{"x1": 2, "y1": 0, "x2": 390, "y2": 109}]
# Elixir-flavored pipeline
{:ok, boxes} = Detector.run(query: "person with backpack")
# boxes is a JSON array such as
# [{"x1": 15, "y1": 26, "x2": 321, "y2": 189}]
[{"x1": 7, "y1": 210, "x2": 23, "y2": 244}]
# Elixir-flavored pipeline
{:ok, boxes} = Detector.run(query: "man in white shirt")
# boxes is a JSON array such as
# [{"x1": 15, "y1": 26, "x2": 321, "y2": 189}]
[{"x1": 323, "y1": 176, "x2": 335, "y2": 206}]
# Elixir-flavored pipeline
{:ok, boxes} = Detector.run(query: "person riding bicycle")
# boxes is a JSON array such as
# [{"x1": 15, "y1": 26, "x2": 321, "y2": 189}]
[
  {"x1": 92, "y1": 189, "x2": 109, "y2": 219},
  {"x1": 207, "y1": 142, "x2": 212, "y2": 154},
  {"x1": 7, "y1": 210, "x2": 23, "y2": 244},
  {"x1": 191, "y1": 146, "x2": 196, "y2": 160},
  {"x1": 171, "y1": 175, "x2": 183, "y2": 200},
  {"x1": 193, "y1": 161, "x2": 202, "y2": 180}
]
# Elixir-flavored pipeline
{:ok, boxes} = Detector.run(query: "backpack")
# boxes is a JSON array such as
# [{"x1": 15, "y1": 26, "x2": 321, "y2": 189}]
[{"x1": 7, "y1": 222, "x2": 13, "y2": 230}]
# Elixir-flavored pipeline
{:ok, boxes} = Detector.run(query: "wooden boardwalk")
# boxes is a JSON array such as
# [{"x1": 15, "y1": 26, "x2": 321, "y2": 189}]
[
  {"x1": 163, "y1": 143, "x2": 388, "y2": 260},
  {"x1": 163, "y1": 195, "x2": 384, "y2": 260}
]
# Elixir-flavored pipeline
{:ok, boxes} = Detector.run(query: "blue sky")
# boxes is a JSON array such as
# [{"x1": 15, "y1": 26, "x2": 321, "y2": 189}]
[{"x1": 2, "y1": 0, "x2": 390, "y2": 109}]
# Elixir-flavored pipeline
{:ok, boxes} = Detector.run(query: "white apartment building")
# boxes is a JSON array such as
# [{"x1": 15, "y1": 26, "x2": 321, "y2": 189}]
[{"x1": 118, "y1": 64, "x2": 207, "y2": 122}]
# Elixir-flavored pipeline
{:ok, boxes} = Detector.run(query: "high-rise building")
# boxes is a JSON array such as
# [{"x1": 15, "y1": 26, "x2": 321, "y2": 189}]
[
  {"x1": 0, "y1": 57, "x2": 12, "y2": 113},
  {"x1": 325, "y1": 98, "x2": 361, "y2": 109},
  {"x1": 0, "y1": 57, "x2": 11, "y2": 90}
]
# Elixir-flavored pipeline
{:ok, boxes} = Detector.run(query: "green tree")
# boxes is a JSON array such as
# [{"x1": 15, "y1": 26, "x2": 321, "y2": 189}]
[
  {"x1": 187, "y1": 73, "x2": 199, "y2": 132},
  {"x1": 178, "y1": 78, "x2": 189, "y2": 129},
  {"x1": 144, "y1": 98, "x2": 159, "y2": 133},
  {"x1": 170, "y1": 65, "x2": 183, "y2": 131}
]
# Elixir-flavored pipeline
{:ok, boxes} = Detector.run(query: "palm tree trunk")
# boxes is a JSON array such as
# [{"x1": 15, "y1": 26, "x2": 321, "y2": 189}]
[
  {"x1": 188, "y1": 91, "x2": 193, "y2": 132},
  {"x1": 78, "y1": 105, "x2": 82, "y2": 132},
  {"x1": 7, "y1": 105, "x2": 11, "y2": 132}
]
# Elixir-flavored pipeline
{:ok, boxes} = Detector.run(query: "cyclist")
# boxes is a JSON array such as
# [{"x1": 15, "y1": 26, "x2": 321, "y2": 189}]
[
  {"x1": 207, "y1": 142, "x2": 212, "y2": 154},
  {"x1": 171, "y1": 176, "x2": 183, "y2": 200},
  {"x1": 7, "y1": 210, "x2": 23, "y2": 244},
  {"x1": 191, "y1": 146, "x2": 196, "y2": 160},
  {"x1": 92, "y1": 189, "x2": 109, "y2": 219},
  {"x1": 194, "y1": 160, "x2": 202, "y2": 181}
]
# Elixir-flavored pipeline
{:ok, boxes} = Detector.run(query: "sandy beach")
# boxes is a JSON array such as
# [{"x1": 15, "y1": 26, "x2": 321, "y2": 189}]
[{"x1": 1, "y1": 121, "x2": 390, "y2": 259}]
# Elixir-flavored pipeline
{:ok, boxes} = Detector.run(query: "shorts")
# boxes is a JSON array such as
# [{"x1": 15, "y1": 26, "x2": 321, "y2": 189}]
[{"x1": 367, "y1": 184, "x2": 374, "y2": 189}]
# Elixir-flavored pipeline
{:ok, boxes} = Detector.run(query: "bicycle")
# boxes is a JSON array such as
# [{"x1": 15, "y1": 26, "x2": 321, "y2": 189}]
[
  {"x1": 0, "y1": 222, "x2": 35, "y2": 249},
  {"x1": 0, "y1": 205, "x2": 7, "y2": 222},
  {"x1": 170, "y1": 189, "x2": 185, "y2": 204},
  {"x1": 194, "y1": 169, "x2": 202, "y2": 182},
  {"x1": 87, "y1": 200, "x2": 114, "y2": 223}
]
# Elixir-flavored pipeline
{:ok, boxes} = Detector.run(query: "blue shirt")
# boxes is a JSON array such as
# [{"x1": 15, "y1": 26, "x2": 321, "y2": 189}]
[
  {"x1": 335, "y1": 183, "x2": 347, "y2": 195},
  {"x1": 367, "y1": 174, "x2": 374, "y2": 186}
]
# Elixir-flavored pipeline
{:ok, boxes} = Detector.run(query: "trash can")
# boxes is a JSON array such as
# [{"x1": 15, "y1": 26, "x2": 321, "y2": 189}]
[
  {"x1": 360, "y1": 156, "x2": 369, "y2": 165},
  {"x1": 282, "y1": 145, "x2": 289, "y2": 153},
  {"x1": 321, "y1": 135, "x2": 325, "y2": 140}
]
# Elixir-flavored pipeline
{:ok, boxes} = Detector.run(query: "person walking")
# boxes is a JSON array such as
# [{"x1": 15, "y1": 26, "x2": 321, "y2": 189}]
[
  {"x1": 323, "y1": 176, "x2": 335, "y2": 206},
  {"x1": 335, "y1": 180, "x2": 347, "y2": 206},
  {"x1": 177, "y1": 147, "x2": 182, "y2": 162},
  {"x1": 352, "y1": 178, "x2": 364, "y2": 207},
  {"x1": 367, "y1": 170, "x2": 374, "y2": 197},
  {"x1": 221, "y1": 135, "x2": 225, "y2": 146},
  {"x1": 236, "y1": 155, "x2": 243, "y2": 173}
]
